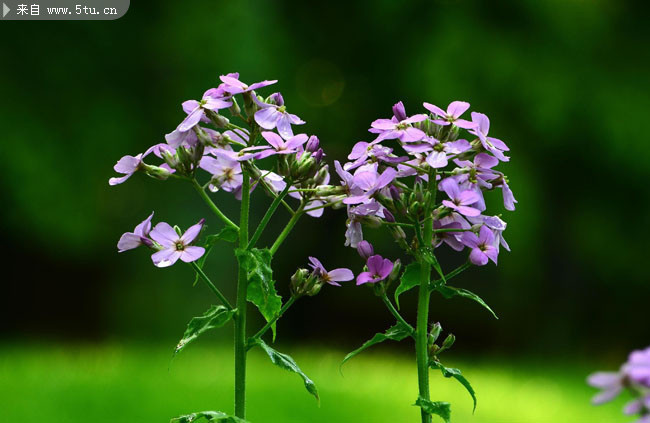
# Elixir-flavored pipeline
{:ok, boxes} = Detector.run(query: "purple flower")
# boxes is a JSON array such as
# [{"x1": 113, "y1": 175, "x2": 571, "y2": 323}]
[
  {"x1": 150, "y1": 219, "x2": 206, "y2": 268},
  {"x1": 623, "y1": 396, "x2": 650, "y2": 417},
  {"x1": 440, "y1": 178, "x2": 481, "y2": 217},
  {"x1": 587, "y1": 371, "x2": 625, "y2": 405},
  {"x1": 423, "y1": 101, "x2": 476, "y2": 129},
  {"x1": 165, "y1": 128, "x2": 199, "y2": 149},
  {"x1": 434, "y1": 213, "x2": 471, "y2": 251},
  {"x1": 501, "y1": 179, "x2": 517, "y2": 211},
  {"x1": 469, "y1": 112, "x2": 510, "y2": 162},
  {"x1": 425, "y1": 138, "x2": 472, "y2": 168},
  {"x1": 370, "y1": 101, "x2": 427, "y2": 143},
  {"x1": 623, "y1": 347, "x2": 650, "y2": 387},
  {"x1": 219, "y1": 73, "x2": 277, "y2": 95},
  {"x1": 343, "y1": 167, "x2": 397, "y2": 204},
  {"x1": 356, "y1": 255, "x2": 394, "y2": 285},
  {"x1": 357, "y1": 241, "x2": 374, "y2": 260},
  {"x1": 454, "y1": 153, "x2": 499, "y2": 189},
  {"x1": 177, "y1": 90, "x2": 233, "y2": 133},
  {"x1": 109, "y1": 145, "x2": 157, "y2": 186},
  {"x1": 470, "y1": 215, "x2": 510, "y2": 252},
  {"x1": 239, "y1": 132, "x2": 308, "y2": 160},
  {"x1": 199, "y1": 153, "x2": 243, "y2": 193},
  {"x1": 308, "y1": 257, "x2": 354, "y2": 286},
  {"x1": 344, "y1": 141, "x2": 407, "y2": 171},
  {"x1": 117, "y1": 212, "x2": 154, "y2": 252},
  {"x1": 254, "y1": 92, "x2": 305, "y2": 139},
  {"x1": 462, "y1": 226, "x2": 499, "y2": 266}
]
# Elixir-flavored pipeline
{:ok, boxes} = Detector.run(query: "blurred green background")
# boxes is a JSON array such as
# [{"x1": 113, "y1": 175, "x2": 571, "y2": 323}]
[{"x1": 1, "y1": 0, "x2": 649, "y2": 421}]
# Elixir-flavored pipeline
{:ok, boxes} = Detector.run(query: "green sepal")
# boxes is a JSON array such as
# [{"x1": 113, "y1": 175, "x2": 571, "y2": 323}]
[
  {"x1": 430, "y1": 361, "x2": 477, "y2": 412},
  {"x1": 235, "y1": 248, "x2": 283, "y2": 339},
  {"x1": 174, "y1": 305, "x2": 236, "y2": 356},
  {"x1": 254, "y1": 339, "x2": 319, "y2": 402},
  {"x1": 434, "y1": 284, "x2": 498, "y2": 319},
  {"x1": 414, "y1": 397, "x2": 451, "y2": 423},
  {"x1": 170, "y1": 410, "x2": 248, "y2": 423},
  {"x1": 341, "y1": 322, "x2": 413, "y2": 367},
  {"x1": 393, "y1": 262, "x2": 421, "y2": 309}
]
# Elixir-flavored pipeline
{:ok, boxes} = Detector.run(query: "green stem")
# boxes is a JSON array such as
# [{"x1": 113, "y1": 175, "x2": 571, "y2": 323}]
[
  {"x1": 249, "y1": 296, "x2": 297, "y2": 344},
  {"x1": 381, "y1": 294, "x2": 415, "y2": 334},
  {"x1": 249, "y1": 183, "x2": 292, "y2": 249},
  {"x1": 234, "y1": 169, "x2": 250, "y2": 419},
  {"x1": 429, "y1": 262, "x2": 471, "y2": 290},
  {"x1": 432, "y1": 228, "x2": 472, "y2": 234},
  {"x1": 190, "y1": 262, "x2": 234, "y2": 311},
  {"x1": 269, "y1": 203, "x2": 305, "y2": 255},
  {"x1": 192, "y1": 179, "x2": 239, "y2": 230}
]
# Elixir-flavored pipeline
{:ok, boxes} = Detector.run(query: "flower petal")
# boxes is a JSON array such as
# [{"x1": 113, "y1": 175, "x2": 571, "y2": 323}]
[{"x1": 180, "y1": 246, "x2": 206, "y2": 263}]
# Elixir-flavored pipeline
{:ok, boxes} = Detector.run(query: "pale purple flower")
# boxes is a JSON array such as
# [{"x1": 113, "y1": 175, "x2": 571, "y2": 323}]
[
  {"x1": 343, "y1": 167, "x2": 397, "y2": 204},
  {"x1": 425, "y1": 138, "x2": 472, "y2": 168},
  {"x1": 501, "y1": 179, "x2": 517, "y2": 211},
  {"x1": 454, "y1": 153, "x2": 499, "y2": 189},
  {"x1": 469, "y1": 215, "x2": 510, "y2": 252},
  {"x1": 370, "y1": 101, "x2": 427, "y2": 143},
  {"x1": 239, "y1": 132, "x2": 308, "y2": 160},
  {"x1": 308, "y1": 257, "x2": 354, "y2": 286},
  {"x1": 469, "y1": 112, "x2": 510, "y2": 162},
  {"x1": 344, "y1": 141, "x2": 407, "y2": 171},
  {"x1": 218, "y1": 73, "x2": 277, "y2": 95},
  {"x1": 254, "y1": 92, "x2": 305, "y2": 139},
  {"x1": 624, "y1": 347, "x2": 650, "y2": 387},
  {"x1": 357, "y1": 241, "x2": 374, "y2": 260},
  {"x1": 440, "y1": 178, "x2": 481, "y2": 217},
  {"x1": 165, "y1": 127, "x2": 199, "y2": 149},
  {"x1": 177, "y1": 90, "x2": 233, "y2": 133},
  {"x1": 199, "y1": 154, "x2": 243, "y2": 193},
  {"x1": 117, "y1": 212, "x2": 154, "y2": 252},
  {"x1": 356, "y1": 255, "x2": 394, "y2": 285},
  {"x1": 423, "y1": 101, "x2": 476, "y2": 129},
  {"x1": 462, "y1": 226, "x2": 499, "y2": 266},
  {"x1": 587, "y1": 371, "x2": 625, "y2": 405},
  {"x1": 109, "y1": 145, "x2": 157, "y2": 186},
  {"x1": 434, "y1": 213, "x2": 471, "y2": 251},
  {"x1": 623, "y1": 396, "x2": 650, "y2": 416},
  {"x1": 150, "y1": 219, "x2": 206, "y2": 268}
]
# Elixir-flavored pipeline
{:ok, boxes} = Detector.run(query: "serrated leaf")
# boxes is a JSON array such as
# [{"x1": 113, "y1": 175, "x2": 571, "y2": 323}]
[
  {"x1": 341, "y1": 322, "x2": 413, "y2": 367},
  {"x1": 435, "y1": 285, "x2": 498, "y2": 319},
  {"x1": 174, "y1": 305, "x2": 236, "y2": 356},
  {"x1": 235, "y1": 248, "x2": 282, "y2": 339},
  {"x1": 255, "y1": 339, "x2": 319, "y2": 401},
  {"x1": 394, "y1": 262, "x2": 421, "y2": 309},
  {"x1": 206, "y1": 226, "x2": 239, "y2": 244},
  {"x1": 170, "y1": 410, "x2": 248, "y2": 423},
  {"x1": 414, "y1": 397, "x2": 451, "y2": 423},
  {"x1": 430, "y1": 361, "x2": 477, "y2": 412}
]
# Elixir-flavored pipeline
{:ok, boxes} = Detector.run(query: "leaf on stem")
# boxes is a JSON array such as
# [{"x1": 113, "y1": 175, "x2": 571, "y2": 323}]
[
  {"x1": 341, "y1": 322, "x2": 413, "y2": 367},
  {"x1": 174, "y1": 305, "x2": 236, "y2": 357},
  {"x1": 430, "y1": 361, "x2": 477, "y2": 412},
  {"x1": 235, "y1": 248, "x2": 283, "y2": 339},
  {"x1": 414, "y1": 397, "x2": 451, "y2": 423},
  {"x1": 434, "y1": 285, "x2": 498, "y2": 319},
  {"x1": 394, "y1": 262, "x2": 421, "y2": 309},
  {"x1": 170, "y1": 410, "x2": 248, "y2": 423},
  {"x1": 254, "y1": 339, "x2": 319, "y2": 402},
  {"x1": 205, "y1": 226, "x2": 239, "y2": 244}
]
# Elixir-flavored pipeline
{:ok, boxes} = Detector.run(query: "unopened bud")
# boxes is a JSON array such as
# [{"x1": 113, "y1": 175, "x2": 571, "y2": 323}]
[
  {"x1": 313, "y1": 166, "x2": 330, "y2": 186},
  {"x1": 305, "y1": 136, "x2": 320, "y2": 153},
  {"x1": 268, "y1": 92, "x2": 284, "y2": 106},
  {"x1": 389, "y1": 185, "x2": 401, "y2": 202},
  {"x1": 429, "y1": 322, "x2": 442, "y2": 345},
  {"x1": 356, "y1": 241, "x2": 374, "y2": 260},
  {"x1": 313, "y1": 148, "x2": 324, "y2": 162},
  {"x1": 388, "y1": 259, "x2": 401, "y2": 282},
  {"x1": 441, "y1": 333, "x2": 456, "y2": 352},
  {"x1": 229, "y1": 97, "x2": 241, "y2": 116},
  {"x1": 144, "y1": 164, "x2": 172, "y2": 181},
  {"x1": 383, "y1": 209, "x2": 395, "y2": 223}
]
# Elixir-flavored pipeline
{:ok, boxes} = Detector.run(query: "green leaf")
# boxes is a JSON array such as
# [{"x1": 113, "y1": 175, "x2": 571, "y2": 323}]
[
  {"x1": 414, "y1": 397, "x2": 451, "y2": 423},
  {"x1": 435, "y1": 285, "x2": 498, "y2": 319},
  {"x1": 394, "y1": 262, "x2": 421, "y2": 309},
  {"x1": 170, "y1": 410, "x2": 248, "y2": 423},
  {"x1": 255, "y1": 339, "x2": 319, "y2": 401},
  {"x1": 341, "y1": 322, "x2": 413, "y2": 367},
  {"x1": 174, "y1": 305, "x2": 236, "y2": 356},
  {"x1": 205, "y1": 226, "x2": 239, "y2": 244},
  {"x1": 235, "y1": 248, "x2": 282, "y2": 339},
  {"x1": 430, "y1": 361, "x2": 477, "y2": 412}
]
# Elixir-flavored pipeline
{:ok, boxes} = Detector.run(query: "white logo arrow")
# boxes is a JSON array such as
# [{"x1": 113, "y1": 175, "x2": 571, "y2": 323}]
[{"x1": 2, "y1": 3, "x2": 9, "y2": 18}]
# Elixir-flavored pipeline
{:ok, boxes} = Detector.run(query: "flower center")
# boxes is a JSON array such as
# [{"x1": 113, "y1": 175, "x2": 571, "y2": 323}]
[
  {"x1": 175, "y1": 242, "x2": 185, "y2": 251},
  {"x1": 396, "y1": 123, "x2": 408, "y2": 130},
  {"x1": 278, "y1": 105, "x2": 286, "y2": 113}
]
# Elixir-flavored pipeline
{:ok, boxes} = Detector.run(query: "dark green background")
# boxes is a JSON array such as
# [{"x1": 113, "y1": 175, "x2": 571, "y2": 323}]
[{"x1": 1, "y1": 0, "x2": 649, "y2": 359}]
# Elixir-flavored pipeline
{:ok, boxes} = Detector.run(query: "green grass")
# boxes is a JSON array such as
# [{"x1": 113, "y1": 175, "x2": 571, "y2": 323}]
[{"x1": 0, "y1": 343, "x2": 628, "y2": 423}]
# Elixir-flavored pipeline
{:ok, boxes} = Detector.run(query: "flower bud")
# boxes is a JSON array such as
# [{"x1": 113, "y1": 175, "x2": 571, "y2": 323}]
[
  {"x1": 243, "y1": 92, "x2": 257, "y2": 117},
  {"x1": 229, "y1": 97, "x2": 241, "y2": 116},
  {"x1": 388, "y1": 259, "x2": 401, "y2": 282},
  {"x1": 305, "y1": 136, "x2": 320, "y2": 153},
  {"x1": 389, "y1": 185, "x2": 401, "y2": 202},
  {"x1": 290, "y1": 154, "x2": 318, "y2": 181},
  {"x1": 357, "y1": 241, "x2": 374, "y2": 260},
  {"x1": 383, "y1": 209, "x2": 395, "y2": 223},
  {"x1": 268, "y1": 92, "x2": 284, "y2": 106},
  {"x1": 428, "y1": 322, "x2": 442, "y2": 345},
  {"x1": 313, "y1": 166, "x2": 330, "y2": 186},
  {"x1": 440, "y1": 333, "x2": 455, "y2": 352},
  {"x1": 143, "y1": 164, "x2": 172, "y2": 181},
  {"x1": 313, "y1": 148, "x2": 324, "y2": 162}
]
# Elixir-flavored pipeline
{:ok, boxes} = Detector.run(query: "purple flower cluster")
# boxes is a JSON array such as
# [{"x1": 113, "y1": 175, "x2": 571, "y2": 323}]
[
  {"x1": 111, "y1": 73, "x2": 342, "y2": 265},
  {"x1": 588, "y1": 346, "x2": 650, "y2": 422},
  {"x1": 117, "y1": 213, "x2": 206, "y2": 268},
  {"x1": 332, "y1": 100, "x2": 516, "y2": 268}
]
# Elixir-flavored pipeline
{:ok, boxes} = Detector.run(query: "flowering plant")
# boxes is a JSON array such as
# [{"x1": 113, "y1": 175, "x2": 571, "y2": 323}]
[
  {"x1": 110, "y1": 73, "x2": 353, "y2": 422},
  {"x1": 588, "y1": 347, "x2": 650, "y2": 422},
  {"x1": 337, "y1": 100, "x2": 515, "y2": 423}
]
